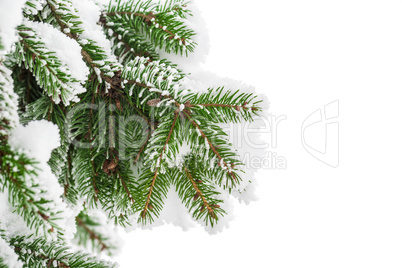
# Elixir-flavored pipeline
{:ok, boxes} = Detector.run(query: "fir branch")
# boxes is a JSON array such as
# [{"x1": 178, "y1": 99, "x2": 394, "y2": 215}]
[
  {"x1": 182, "y1": 110, "x2": 239, "y2": 185},
  {"x1": 171, "y1": 164, "x2": 225, "y2": 226},
  {"x1": 122, "y1": 57, "x2": 187, "y2": 118},
  {"x1": 104, "y1": 10, "x2": 180, "y2": 41},
  {"x1": 11, "y1": 66, "x2": 43, "y2": 111},
  {"x1": 153, "y1": 0, "x2": 190, "y2": 18},
  {"x1": 141, "y1": 112, "x2": 179, "y2": 218},
  {"x1": 0, "y1": 145, "x2": 63, "y2": 236},
  {"x1": 184, "y1": 166, "x2": 213, "y2": 215},
  {"x1": 187, "y1": 88, "x2": 262, "y2": 123},
  {"x1": 75, "y1": 212, "x2": 112, "y2": 254},
  {"x1": 99, "y1": 15, "x2": 159, "y2": 63},
  {"x1": 15, "y1": 26, "x2": 84, "y2": 105},
  {"x1": 8, "y1": 234, "x2": 116, "y2": 268},
  {"x1": 0, "y1": 231, "x2": 22, "y2": 268},
  {"x1": 43, "y1": 0, "x2": 122, "y2": 86},
  {"x1": 99, "y1": 160, "x2": 137, "y2": 226},
  {"x1": 105, "y1": 0, "x2": 196, "y2": 55},
  {"x1": 118, "y1": 171, "x2": 135, "y2": 205},
  {"x1": 45, "y1": 0, "x2": 79, "y2": 39},
  {"x1": 72, "y1": 149, "x2": 99, "y2": 207},
  {"x1": 132, "y1": 129, "x2": 151, "y2": 164},
  {"x1": 76, "y1": 218, "x2": 108, "y2": 252}
]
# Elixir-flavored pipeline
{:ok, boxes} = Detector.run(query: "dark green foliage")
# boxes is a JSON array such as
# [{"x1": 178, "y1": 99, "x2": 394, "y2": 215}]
[
  {"x1": 0, "y1": 0, "x2": 263, "y2": 266},
  {"x1": 0, "y1": 144, "x2": 64, "y2": 237},
  {"x1": 188, "y1": 87, "x2": 263, "y2": 123},
  {"x1": 11, "y1": 66, "x2": 44, "y2": 111},
  {"x1": 7, "y1": 234, "x2": 116, "y2": 268},
  {"x1": 172, "y1": 163, "x2": 226, "y2": 226},
  {"x1": 75, "y1": 210, "x2": 115, "y2": 255},
  {"x1": 106, "y1": 0, "x2": 195, "y2": 55},
  {"x1": 14, "y1": 25, "x2": 84, "y2": 105}
]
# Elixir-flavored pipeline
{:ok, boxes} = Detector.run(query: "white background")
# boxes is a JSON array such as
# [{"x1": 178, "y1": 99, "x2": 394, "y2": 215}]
[{"x1": 116, "y1": 1, "x2": 402, "y2": 267}]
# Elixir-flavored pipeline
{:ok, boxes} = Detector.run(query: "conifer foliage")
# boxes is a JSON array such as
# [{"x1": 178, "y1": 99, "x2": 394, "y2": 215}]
[{"x1": 0, "y1": 0, "x2": 263, "y2": 266}]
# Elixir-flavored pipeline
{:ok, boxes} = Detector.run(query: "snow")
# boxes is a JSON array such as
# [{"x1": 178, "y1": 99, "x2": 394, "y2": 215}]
[
  {"x1": 8, "y1": 120, "x2": 79, "y2": 241},
  {"x1": 0, "y1": 0, "x2": 267, "y2": 249},
  {"x1": 156, "y1": 1, "x2": 210, "y2": 73},
  {"x1": 22, "y1": 20, "x2": 89, "y2": 83},
  {"x1": 0, "y1": 191, "x2": 37, "y2": 240},
  {"x1": 0, "y1": 0, "x2": 26, "y2": 56},
  {"x1": 0, "y1": 65, "x2": 19, "y2": 133},
  {"x1": 71, "y1": 0, "x2": 117, "y2": 63},
  {"x1": 73, "y1": 208, "x2": 122, "y2": 256},
  {"x1": 0, "y1": 216, "x2": 23, "y2": 268},
  {"x1": 9, "y1": 120, "x2": 60, "y2": 162}
]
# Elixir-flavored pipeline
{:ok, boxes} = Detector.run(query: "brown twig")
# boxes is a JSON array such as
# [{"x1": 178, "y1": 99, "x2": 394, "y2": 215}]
[
  {"x1": 183, "y1": 166, "x2": 214, "y2": 215},
  {"x1": 76, "y1": 216, "x2": 108, "y2": 251},
  {"x1": 117, "y1": 171, "x2": 135, "y2": 205}
]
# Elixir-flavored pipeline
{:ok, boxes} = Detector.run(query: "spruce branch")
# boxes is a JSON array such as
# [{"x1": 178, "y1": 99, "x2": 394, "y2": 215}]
[
  {"x1": 99, "y1": 15, "x2": 159, "y2": 63},
  {"x1": 182, "y1": 110, "x2": 241, "y2": 188},
  {"x1": 4, "y1": 0, "x2": 265, "y2": 248},
  {"x1": 105, "y1": 0, "x2": 196, "y2": 55},
  {"x1": 139, "y1": 111, "x2": 179, "y2": 221},
  {"x1": 171, "y1": 163, "x2": 225, "y2": 226},
  {"x1": 1, "y1": 66, "x2": 64, "y2": 237},
  {"x1": 15, "y1": 25, "x2": 85, "y2": 105},
  {"x1": 0, "y1": 145, "x2": 63, "y2": 236},
  {"x1": 188, "y1": 87, "x2": 262, "y2": 123},
  {"x1": 75, "y1": 212, "x2": 115, "y2": 255},
  {"x1": 6, "y1": 234, "x2": 116, "y2": 268}
]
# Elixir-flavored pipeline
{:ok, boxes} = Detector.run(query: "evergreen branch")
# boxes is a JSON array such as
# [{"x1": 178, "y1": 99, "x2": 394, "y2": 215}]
[
  {"x1": 118, "y1": 171, "x2": 135, "y2": 205},
  {"x1": 153, "y1": 0, "x2": 190, "y2": 18},
  {"x1": 106, "y1": 0, "x2": 196, "y2": 55},
  {"x1": 99, "y1": 15, "x2": 159, "y2": 63},
  {"x1": 133, "y1": 129, "x2": 151, "y2": 164},
  {"x1": 0, "y1": 145, "x2": 63, "y2": 236},
  {"x1": 99, "y1": 160, "x2": 137, "y2": 226},
  {"x1": 25, "y1": 0, "x2": 83, "y2": 36},
  {"x1": 15, "y1": 25, "x2": 85, "y2": 105},
  {"x1": 122, "y1": 57, "x2": 188, "y2": 118},
  {"x1": 20, "y1": 96, "x2": 80, "y2": 205},
  {"x1": 187, "y1": 87, "x2": 262, "y2": 123},
  {"x1": 99, "y1": 14, "x2": 186, "y2": 80},
  {"x1": 0, "y1": 233, "x2": 22, "y2": 268},
  {"x1": 184, "y1": 166, "x2": 213, "y2": 214},
  {"x1": 182, "y1": 110, "x2": 240, "y2": 186},
  {"x1": 8, "y1": 235, "x2": 116, "y2": 268},
  {"x1": 45, "y1": 0, "x2": 79, "y2": 39},
  {"x1": 172, "y1": 164, "x2": 225, "y2": 226},
  {"x1": 44, "y1": 0, "x2": 121, "y2": 84},
  {"x1": 72, "y1": 149, "x2": 99, "y2": 207},
  {"x1": 76, "y1": 218, "x2": 107, "y2": 252},
  {"x1": 104, "y1": 11, "x2": 180, "y2": 41},
  {"x1": 45, "y1": 0, "x2": 155, "y2": 130},
  {"x1": 0, "y1": 63, "x2": 19, "y2": 141},
  {"x1": 75, "y1": 212, "x2": 113, "y2": 254},
  {"x1": 141, "y1": 112, "x2": 179, "y2": 218},
  {"x1": 1, "y1": 69, "x2": 64, "y2": 232}
]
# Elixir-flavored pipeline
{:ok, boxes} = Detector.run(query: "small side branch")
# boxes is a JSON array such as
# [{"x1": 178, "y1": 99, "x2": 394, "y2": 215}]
[
  {"x1": 183, "y1": 166, "x2": 215, "y2": 218},
  {"x1": 76, "y1": 216, "x2": 108, "y2": 252},
  {"x1": 142, "y1": 112, "x2": 179, "y2": 217},
  {"x1": 182, "y1": 110, "x2": 237, "y2": 182}
]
